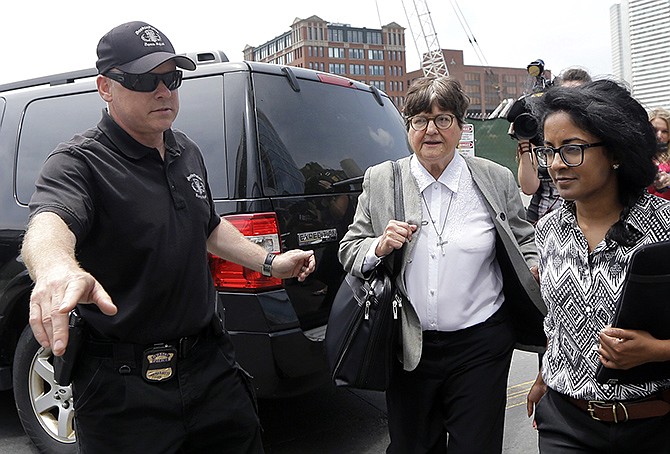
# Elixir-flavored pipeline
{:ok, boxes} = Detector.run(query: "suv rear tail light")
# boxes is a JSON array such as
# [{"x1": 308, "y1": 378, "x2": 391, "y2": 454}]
[{"x1": 208, "y1": 212, "x2": 283, "y2": 291}]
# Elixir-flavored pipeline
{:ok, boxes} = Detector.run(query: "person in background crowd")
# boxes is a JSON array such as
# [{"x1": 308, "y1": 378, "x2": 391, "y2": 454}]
[
  {"x1": 21, "y1": 21, "x2": 315, "y2": 453},
  {"x1": 516, "y1": 67, "x2": 592, "y2": 224},
  {"x1": 553, "y1": 67, "x2": 592, "y2": 88},
  {"x1": 339, "y1": 76, "x2": 545, "y2": 454},
  {"x1": 526, "y1": 79, "x2": 670, "y2": 453},
  {"x1": 647, "y1": 107, "x2": 670, "y2": 199}
]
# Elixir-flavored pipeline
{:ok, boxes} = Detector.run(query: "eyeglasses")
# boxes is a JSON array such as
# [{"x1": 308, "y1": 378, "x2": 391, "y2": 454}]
[
  {"x1": 407, "y1": 114, "x2": 456, "y2": 131},
  {"x1": 105, "y1": 70, "x2": 183, "y2": 92},
  {"x1": 535, "y1": 142, "x2": 605, "y2": 168}
]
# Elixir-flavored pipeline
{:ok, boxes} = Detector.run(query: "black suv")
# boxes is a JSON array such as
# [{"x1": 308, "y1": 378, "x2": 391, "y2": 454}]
[{"x1": 0, "y1": 54, "x2": 409, "y2": 453}]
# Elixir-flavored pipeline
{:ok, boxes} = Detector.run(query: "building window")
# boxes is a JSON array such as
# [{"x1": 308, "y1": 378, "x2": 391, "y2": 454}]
[
  {"x1": 329, "y1": 63, "x2": 346, "y2": 75},
  {"x1": 464, "y1": 73, "x2": 481, "y2": 85},
  {"x1": 328, "y1": 29, "x2": 344, "y2": 42},
  {"x1": 369, "y1": 65, "x2": 385, "y2": 76},
  {"x1": 464, "y1": 85, "x2": 479, "y2": 95},
  {"x1": 368, "y1": 49, "x2": 384, "y2": 60},
  {"x1": 349, "y1": 48, "x2": 364, "y2": 59},
  {"x1": 349, "y1": 64, "x2": 366, "y2": 75},
  {"x1": 347, "y1": 30, "x2": 364, "y2": 43},
  {"x1": 367, "y1": 31, "x2": 382, "y2": 45},
  {"x1": 370, "y1": 80, "x2": 386, "y2": 91},
  {"x1": 328, "y1": 47, "x2": 345, "y2": 59}
]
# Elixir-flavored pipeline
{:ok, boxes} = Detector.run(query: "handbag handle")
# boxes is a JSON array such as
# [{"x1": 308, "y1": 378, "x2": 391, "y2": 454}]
[{"x1": 389, "y1": 161, "x2": 404, "y2": 276}]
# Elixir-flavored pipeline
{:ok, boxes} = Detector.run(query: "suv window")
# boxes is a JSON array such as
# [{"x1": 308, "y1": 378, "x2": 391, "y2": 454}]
[
  {"x1": 16, "y1": 92, "x2": 104, "y2": 204},
  {"x1": 173, "y1": 76, "x2": 228, "y2": 198},
  {"x1": 16, "y1": 77, "x2": 229, "y2": 203},
  {"x1": 253, "y1": 73, "x2": 409, "y2": 196}
]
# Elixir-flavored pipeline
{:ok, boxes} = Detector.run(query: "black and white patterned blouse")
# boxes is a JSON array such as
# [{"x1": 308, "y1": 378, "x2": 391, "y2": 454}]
[{"x1": 536, "y1": 192, "x2": 670, "y2": 401}]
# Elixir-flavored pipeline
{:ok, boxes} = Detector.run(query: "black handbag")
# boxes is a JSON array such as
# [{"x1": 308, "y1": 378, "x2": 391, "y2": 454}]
[{"x1": 325, "y1": 161, "x2": 404, "y2": 391}]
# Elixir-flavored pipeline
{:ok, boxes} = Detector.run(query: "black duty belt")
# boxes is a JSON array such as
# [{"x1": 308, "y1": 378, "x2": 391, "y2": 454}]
[
  {"x1": 82, "y1": 328, "x2": 211, "y2": 383},
  {"x1": 85, "y1": 332, "x2": 204, "y2": 360}
]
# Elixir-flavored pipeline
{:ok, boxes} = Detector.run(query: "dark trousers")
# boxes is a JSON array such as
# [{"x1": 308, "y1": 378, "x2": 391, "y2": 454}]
[
  {"x1": 72, "y1": 331, "x2": 263, "y2": 454},
  {"x1": 536, "y1": 388, "x2": 670, "y2": 454},
  {"x1": 386, "y1": 308, "x2": 515, "y2": 454}
]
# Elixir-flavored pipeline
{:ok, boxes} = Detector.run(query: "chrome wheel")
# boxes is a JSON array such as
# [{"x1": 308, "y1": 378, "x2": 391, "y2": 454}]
[{"x1": 27, "y1": 346, "x2": 76, "y2": 444}]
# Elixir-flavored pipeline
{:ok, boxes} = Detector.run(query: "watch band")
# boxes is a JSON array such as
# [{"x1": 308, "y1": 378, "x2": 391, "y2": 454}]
[{"x1": 261, "y1": 252, "x2": 275, "y2": 277}]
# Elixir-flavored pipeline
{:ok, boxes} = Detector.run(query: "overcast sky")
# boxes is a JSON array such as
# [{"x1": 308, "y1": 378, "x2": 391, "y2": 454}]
[{"x1": 0, "y1": 0, "x2": 614, "y2": 86}]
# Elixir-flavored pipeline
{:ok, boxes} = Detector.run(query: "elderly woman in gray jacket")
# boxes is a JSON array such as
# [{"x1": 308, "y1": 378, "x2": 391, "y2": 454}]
[{"x1": 338, "y1": 76, "x2": 545, "y2": 454}]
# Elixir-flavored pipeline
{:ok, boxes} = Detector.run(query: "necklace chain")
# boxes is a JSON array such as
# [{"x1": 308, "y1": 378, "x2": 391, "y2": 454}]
[{"x1": 421, "y1": 190, "x2": 453, "y2": 254}]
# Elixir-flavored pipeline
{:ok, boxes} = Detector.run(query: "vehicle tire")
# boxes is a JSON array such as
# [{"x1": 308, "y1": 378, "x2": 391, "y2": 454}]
[{"x1": 13, "y1": 325, "x2": 77, "y2": 454}]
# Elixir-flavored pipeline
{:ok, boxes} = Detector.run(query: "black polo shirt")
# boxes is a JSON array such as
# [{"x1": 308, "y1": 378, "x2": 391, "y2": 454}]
[{"x1": 29, "y1": 110, "x2": 221, "y2": 343}]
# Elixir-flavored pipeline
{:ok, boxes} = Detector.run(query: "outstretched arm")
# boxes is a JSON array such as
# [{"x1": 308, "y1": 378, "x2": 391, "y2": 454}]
[
  {"x1": 21, "y1": 212, "x2": 117, "y2": 356},
  {"x1": 206, "y1": 218, "x2": 315, "y2": 281}
]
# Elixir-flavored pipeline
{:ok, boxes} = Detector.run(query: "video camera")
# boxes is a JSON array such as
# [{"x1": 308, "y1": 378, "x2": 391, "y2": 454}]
[{"x1": 506, "y1": 59, "x2": 553, "y2": 145}]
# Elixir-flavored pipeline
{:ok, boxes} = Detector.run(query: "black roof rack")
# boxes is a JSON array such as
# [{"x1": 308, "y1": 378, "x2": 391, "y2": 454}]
[
  {"x1": 0, "y1": 68, "x2": 98, "y2": 93},
  {"x1": 0, "y1": 51, "x2": 231, "y2": 94}
]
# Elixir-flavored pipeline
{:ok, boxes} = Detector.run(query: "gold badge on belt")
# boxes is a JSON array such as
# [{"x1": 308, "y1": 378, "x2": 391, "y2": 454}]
[{"x1": 142, "y1": 344, "x2": 178, "y2": 383}]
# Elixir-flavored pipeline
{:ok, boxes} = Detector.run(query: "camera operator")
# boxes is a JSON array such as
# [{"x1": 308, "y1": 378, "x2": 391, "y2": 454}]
[{"x1": 511, "y1": 64, "x2": 591, "y2": 224}]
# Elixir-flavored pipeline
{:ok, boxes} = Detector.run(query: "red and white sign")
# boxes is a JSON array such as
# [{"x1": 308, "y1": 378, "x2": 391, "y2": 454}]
[{"x1": 457, "y1": 123, "x2": 475, "y2": 157}]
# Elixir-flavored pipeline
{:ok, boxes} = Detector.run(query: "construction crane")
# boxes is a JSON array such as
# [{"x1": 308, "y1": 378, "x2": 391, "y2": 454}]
[{"x1": 401, "y1": 0, "x2": 449, "y2": 77}]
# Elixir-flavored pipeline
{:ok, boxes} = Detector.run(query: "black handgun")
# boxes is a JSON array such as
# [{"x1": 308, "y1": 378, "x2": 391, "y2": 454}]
[{"x1": 53, "y1": 309, "x2": 85, "y2": 385}]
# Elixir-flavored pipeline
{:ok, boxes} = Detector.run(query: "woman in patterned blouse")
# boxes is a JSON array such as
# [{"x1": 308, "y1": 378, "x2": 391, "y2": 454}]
[{"x1": 525, "y1": 79, "x2": 670, "y2": 453}]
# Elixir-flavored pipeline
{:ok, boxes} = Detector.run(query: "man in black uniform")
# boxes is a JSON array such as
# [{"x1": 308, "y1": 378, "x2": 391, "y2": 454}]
[{"x1": 21, "y1": 21, "x2": 315, "y2": 453}]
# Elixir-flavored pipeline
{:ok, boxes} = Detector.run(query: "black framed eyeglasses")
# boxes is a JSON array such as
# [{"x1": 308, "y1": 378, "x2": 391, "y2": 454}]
[
  {"x1": 535, "y1": 142, "x2": 605, "y2": 168},
  {"x1": 407, "y1": 114, "x2": 456, "y2": 131},
  {"x1": 105, "y1": 70, "x2": 183, "y2": 92}
]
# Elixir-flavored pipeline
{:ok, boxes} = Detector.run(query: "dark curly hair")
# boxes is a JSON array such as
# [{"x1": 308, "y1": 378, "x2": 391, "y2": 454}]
[{"x1": 530, "y1": 79, "x2": 657, "y2": 245}]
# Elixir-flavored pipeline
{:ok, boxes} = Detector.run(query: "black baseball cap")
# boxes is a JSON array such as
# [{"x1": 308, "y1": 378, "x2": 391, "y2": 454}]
[{"x1": 96, "y1": 21, "x2": 196, "y2": 75}]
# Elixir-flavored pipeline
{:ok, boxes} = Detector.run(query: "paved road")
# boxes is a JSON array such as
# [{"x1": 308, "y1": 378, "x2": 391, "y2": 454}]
[{"x1": 0, "y1": 350, "x2": 540, "y2": 454}]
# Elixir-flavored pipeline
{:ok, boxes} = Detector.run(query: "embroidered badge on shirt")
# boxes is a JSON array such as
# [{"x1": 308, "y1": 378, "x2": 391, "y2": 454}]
[{"x1": 187, "y1": 174, "x2": 207, "y2": 199}]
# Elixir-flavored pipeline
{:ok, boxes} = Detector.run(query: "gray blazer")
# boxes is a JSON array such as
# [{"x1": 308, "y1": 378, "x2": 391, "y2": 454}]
[{"x1": 338, "y1": 155, "x2": 547, "y2": 371}]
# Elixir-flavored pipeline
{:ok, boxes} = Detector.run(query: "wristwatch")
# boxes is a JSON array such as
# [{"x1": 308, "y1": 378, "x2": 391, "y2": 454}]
[{"x1": 261, "y1": 253, "x2": 275, "y2": 277}]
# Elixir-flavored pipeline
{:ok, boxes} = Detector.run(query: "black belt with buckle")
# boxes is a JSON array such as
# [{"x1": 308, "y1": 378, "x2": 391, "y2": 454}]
[
  {"x1": 563, "y1": 389, "x2": 670, "y2": 423},
  {"x1": 83, "y1": 329, "x2": 209, "y2": 383},
  {"x1": 85, "y1": 331, "x2": 205, "y2": 360}
]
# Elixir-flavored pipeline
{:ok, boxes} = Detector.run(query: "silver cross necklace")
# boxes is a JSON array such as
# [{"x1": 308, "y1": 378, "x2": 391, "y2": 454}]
[{"x1": 421, "y1": 190, "x2": 453, "y2": 255}]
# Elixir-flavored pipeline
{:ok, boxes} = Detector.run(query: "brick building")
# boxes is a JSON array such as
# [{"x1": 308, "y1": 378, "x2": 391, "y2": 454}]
[
  {"x1": 244, "y1": 16, "x2": 408, "y2": 108},
  {"x1": 406, "y1": 50, "x2": 544, "y2": 118},
  {"x1": 244, "y1": 16, "x2": 543, "y2": 117}
]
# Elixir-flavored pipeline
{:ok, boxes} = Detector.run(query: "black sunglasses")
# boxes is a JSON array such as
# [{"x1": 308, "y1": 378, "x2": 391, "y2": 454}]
[{"x1": 105, "y1": 70, "x2": 183, "y2": 92}]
